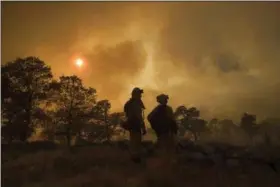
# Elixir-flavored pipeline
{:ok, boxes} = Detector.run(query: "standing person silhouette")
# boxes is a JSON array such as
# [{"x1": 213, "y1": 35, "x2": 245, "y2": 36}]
[
  {"x1": 148, "y1": 94, "x2": 178, "y2": 164},
  {"x1": 123, "y1": 87, "x2": 146, "y2": 163}
]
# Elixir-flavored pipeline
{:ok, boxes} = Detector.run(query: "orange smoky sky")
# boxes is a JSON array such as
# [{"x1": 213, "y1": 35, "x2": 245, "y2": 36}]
[{"x1": 2, "y1": 2, "x2": 280, "y2": 121}]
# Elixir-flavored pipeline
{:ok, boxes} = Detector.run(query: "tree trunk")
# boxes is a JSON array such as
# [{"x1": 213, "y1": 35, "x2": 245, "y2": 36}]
[
  {"x1": 66, "y1": 127, "x2": 71, "y2": 147},
  {"x1": 105, "y1": 108, "x2": 110, "y2": 142},
  {"x1": 193, "y1": 132, "x2": 198, "y2": 141},
  {"x1": 248, "y1": 133, "x2": 254, "y2": 146},
  {"x1": 22, "y1": 92, "x2": 33, "y2": 142},
  {"x1": 264, "y1": 133, "x2": 271, "y2": 146}
]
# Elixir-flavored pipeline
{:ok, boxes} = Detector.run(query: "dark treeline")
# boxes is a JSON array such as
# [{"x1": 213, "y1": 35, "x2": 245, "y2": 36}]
[
  {"x1": 1, "y1": 57, "x2": 125, "y2": 146},
  {"x1": 2, "y1": 57, "x2": 280, "y2": 146}
]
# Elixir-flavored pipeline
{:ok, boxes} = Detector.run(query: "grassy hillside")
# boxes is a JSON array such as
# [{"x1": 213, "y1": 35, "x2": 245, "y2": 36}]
[{"x1": 2, "y1": 141, "x2": 280, "y2": 187}]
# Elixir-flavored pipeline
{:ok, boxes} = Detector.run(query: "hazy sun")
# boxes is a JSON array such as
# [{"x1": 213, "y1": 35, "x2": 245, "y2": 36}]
[{"x1": 75, "y1": 58, "x2": 84, "y2": 67}]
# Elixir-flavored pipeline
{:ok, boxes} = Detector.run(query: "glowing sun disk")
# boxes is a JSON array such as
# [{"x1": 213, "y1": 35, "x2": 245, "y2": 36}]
[{"x1": 75, "y1": 58, "x2": 84, "y2": 67}]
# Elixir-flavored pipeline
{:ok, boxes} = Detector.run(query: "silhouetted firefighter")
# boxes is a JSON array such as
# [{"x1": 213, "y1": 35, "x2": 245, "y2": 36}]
[
  {"x1": 148, "y1": 94, "x2": 178, "y2": 163},
  {"x1": 122, "y1": 87, "x2": 147, "y2": 163}
]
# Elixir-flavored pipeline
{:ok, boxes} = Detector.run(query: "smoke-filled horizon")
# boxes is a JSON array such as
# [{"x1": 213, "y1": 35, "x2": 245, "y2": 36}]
[{"x1": 2, "y1": 2, "x2": 280, "y2": 121}]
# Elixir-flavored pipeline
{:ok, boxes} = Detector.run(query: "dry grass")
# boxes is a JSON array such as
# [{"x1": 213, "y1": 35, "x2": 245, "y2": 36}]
[{"x1": 2, "y1": 143, "x2": 280, "y2": 187}]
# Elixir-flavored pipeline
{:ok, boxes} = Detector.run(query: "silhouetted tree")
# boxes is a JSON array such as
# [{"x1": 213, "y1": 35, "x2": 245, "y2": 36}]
[
  {"x1": 175, "y1": 106, "x2": 207, "y2": 141},
  {"x1": 259, "y1": 118, "x2": 280, "y2": 145},
  {"x1": 109, "y1": 112, "x2": 125, "y2": 126},
  {"x1": 39, "y1": 110, "x2": 57, "y2": 141},
  {"x1": 218, "y1": 119, "x2": 237, "y2": 136},
  {"x1": 174, "y1": 106, "x2": 189, "y2": 136},
  {"x1": 43, "y1": 77, "x2": 125, "y2": 144},
  {"x1": 174, "y1": 105, "x2": 189, "y2": 119},
  {"x1": 90, "y1": 101, "x2": 126, "y2": 142},
  {"x1": 92, "y1": 100, "x2": 111, "y2": 141},
  {"x1": 92, "y1": 100, "x2": 111, "y2": 120},
  {"x1": 240, "y1": 113, "x2": 258, "y2": 142},
  {"x1": 1, "y1": 57, "x2": 52, "y2": 142},
  {"x1": 47, "y1": 75, "x2": 96, "y2": 146},
  {"x1": 208, "y1": 118, "x2": 219, "y2": 133}
]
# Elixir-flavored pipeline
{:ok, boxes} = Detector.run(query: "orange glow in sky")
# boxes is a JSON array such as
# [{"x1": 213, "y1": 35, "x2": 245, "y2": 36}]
[{"x1": 75, "y1": 58, "x2": 84, "y2": 67}]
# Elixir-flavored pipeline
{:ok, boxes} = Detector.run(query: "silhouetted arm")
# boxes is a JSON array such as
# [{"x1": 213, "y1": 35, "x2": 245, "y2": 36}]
[{"x1": 124, "y1": 101, "x2": 129, "y2": 117}]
